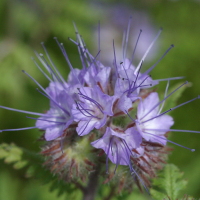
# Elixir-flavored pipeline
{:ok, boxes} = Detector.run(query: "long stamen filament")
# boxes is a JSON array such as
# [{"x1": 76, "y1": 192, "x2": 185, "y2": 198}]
[
  {"x1": 143, "y1": 131, "x2": 195, "y2": 152},
  {"x1": 141, "y1": 81, "x2": 188, "y2": 120}
]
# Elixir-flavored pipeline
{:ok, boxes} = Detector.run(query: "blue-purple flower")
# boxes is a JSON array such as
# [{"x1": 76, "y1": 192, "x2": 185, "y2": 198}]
[
  {"x1": 136, "y1": 92, "x2": 174, "y2": 145},
  {"x1": 0, "y1": 18, "x2": 199, "y2": 195},
  {"x1": 72, "y1": 85, "x2": 116, "y2": 136}
]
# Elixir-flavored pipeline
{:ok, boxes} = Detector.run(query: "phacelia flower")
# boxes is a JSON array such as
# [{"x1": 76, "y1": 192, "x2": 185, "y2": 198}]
[
  {"x1": 136, "y1": 92, "x2": 174, "y2": 145},
  {"x1": 0, "y1": 17, "x2": 200, "y2": 195},
  {"x1": 72, "y1": 85, "x2": 116, "y2": 136}
]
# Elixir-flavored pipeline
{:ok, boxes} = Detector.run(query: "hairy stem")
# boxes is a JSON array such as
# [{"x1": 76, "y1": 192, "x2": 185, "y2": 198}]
[{"x1": 82, "y1": 165, "x2": 101, "y2": 200}]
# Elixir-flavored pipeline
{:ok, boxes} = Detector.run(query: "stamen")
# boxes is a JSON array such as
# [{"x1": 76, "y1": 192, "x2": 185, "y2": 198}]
[
  {"x1": 143, "y1": 131, "x2": 195, "y2": 152},
  {"x1": 0, "y1": 127, "x2": 36, "y2": 132},
  {"x1": 22, "y1": 70, "x2": 49, "y2": 96},
  {"x1": 122, "y1": 29, "x2": 126, "y2": 61},
  {"x1": 131, "y1": 75, "x2": 151, "y2": 93},
  {"x1": 144, "y1": 128, "x2": 200, "y2": 134},
  {"x1": 31, "y1": 57, "x2": 53, "y2": 83},
  {"x1": 136, "y1": 84, "x2": 152, "y2": 88},
  {"x1": 61, "y1": 43, "x2": 87, "y2": 94},
  {"x1": 124, "y1": 16, "x2": 132, "y2": 62},
  {"x1": 87, "y1": 50, "x2": 101, "y2": 72},
  {"x1": 68, "y1": 37, "x2": 78, "y2": 45},
  {"x1": 79, "y1": 117, "x2": 93, "y2": 136},
  {"x1": 76, "y1": 42, "x2": 91, "y2": 68},
  {"x1": 130, "y1": 60, "x2": 143, "y2": 92},
  {"x1": 114, "y1": 143, "x2": 119, "y2": 174},
  {"x1": 54, "y1": 38, "x2": 87, "y2": 94},
  {"x1": 113, "y1": 40, "x2": 118, "y2": 78},
  {"x1": 76, "y1": 38, "x2": 86, "y2": 71},
  {"x1": 80, "y1": 35, "x2": 93, "y2": 62},
  {"x1": 142, "y1": 44, "x2": 174, "y2": 77},
  {"x1": 39, "y1": 53, "x2": 63, "y2": 85},
  {"x1": 125, "y1": 110, "x2": 136, "y2": 122},
  {"x1": 121, "y1": 62, "x2": 131, "y2": 93},
  {"x1": 129, "y1": 29, "x2": 142, "y2": 69},
  {"x1": 120, "y1": 142, "x2": 150, "y2": 195},
  {"x1": 155, "y1": 76, "x2": 184, "y2": 82},
  {"x1": 122, "y1": 140, "x2": 136, "y2": 158},
  {"x1": 141, "y1": 81, "x2": 188, "y2": 120},
  {"x1": 106, "y1": 136, "x2": 114, "y2": 174},
  {"x1": 76, "y1": 102, "x2": 99, "y2": 119},
  {"x1": 77, "y1": 89, "x2": 104, "y2": 113},
  {"x1": 135, "y1": 27, "x2": 162, "y2": 73},
  {"x1": 26, "y1": 116, "x2": 66, "y2": 124},
  {"x1": 41, "y1": 42, "x2": 66, "y2": 84},
  {"x1": 0, "y1": 105, "x2": 53, "y2": 117},
  {"x1": 73, "y1": 21, "x2": 84, "y2": 48},
  {"x1": 54, "y1": 38, "x2": 77, "y2": 77},
  {"x1": 36, "y1": 89, "x2": 70, "y2": 116},
  {"x1": 34, "y1": 50, "x2": 51, "y2": 73},
  {"x1": 142, "y1": 95, "x2": 199, "y2": 124},
  {"x1": 158, "y1": 80, "x2": 169, "y2": 114}
]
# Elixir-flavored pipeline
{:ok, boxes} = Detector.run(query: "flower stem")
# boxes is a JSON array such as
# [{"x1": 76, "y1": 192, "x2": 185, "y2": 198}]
[{"x1": 82, "y1": 165, "x2": 101, "y2": 200}]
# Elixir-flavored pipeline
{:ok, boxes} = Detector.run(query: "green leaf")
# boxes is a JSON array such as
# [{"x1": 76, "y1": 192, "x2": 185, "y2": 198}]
[
  {"x1": 150, "y1": 164, "x2": 187, "y2": 200},
  {"x1": 150, "y1": 189, "x2": 167, "y2": 200},
  {"x1": 0, "y1": 143, "x2": 76, "y2": 198}
]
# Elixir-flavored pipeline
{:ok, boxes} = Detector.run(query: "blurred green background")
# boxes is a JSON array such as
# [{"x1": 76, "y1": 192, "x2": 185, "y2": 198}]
[{"x1": 0, "y1": 0, "x2": 200, "y2": 199}]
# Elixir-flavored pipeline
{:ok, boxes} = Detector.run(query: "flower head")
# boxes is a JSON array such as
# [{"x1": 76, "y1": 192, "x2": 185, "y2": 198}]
[{"x1": 0, "y1": 18, "x2": 200, "y2": 195}]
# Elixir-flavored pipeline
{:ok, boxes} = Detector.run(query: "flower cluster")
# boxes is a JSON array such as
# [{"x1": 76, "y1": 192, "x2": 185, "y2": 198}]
[{"x1": 1, "y1": 19, "x2": 199, "y2": 194}]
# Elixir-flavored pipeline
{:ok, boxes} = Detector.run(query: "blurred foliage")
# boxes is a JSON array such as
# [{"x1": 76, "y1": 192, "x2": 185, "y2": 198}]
[
  {"x1": 0, "y1": 143, "x2": 77, "y2": 199},
  {"x1": 0, "y1": 0, "x2": 200, "y2": 200}
]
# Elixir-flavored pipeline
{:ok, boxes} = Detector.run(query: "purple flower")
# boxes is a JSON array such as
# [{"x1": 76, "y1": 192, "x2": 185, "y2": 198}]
[
  {"x1": 114, "y1": 58, "x2": 158, "y2": 101},
  {"x1": 1, "y1": 19, "x2": 200, "y2": 195},
  {"x1": 36, "y1": 90, "x2": 74, "y2": 141},
  {"x1": 91, "y1": 127, "x2": 142, "y2": 166},
  {"x1": 136, "y1": 92, "x2": 174, "y2": 145},
  {"x1": 68, "y1": 68, "x2": 86, "y2": 86},
  {"x1": 84, "y1": 63, "x2": 111, "y2": 94},
  {"x1": 91, "y1": 127, "x2": 149, "y2": 193},
  {"x1": 71, "y1": 85, "x2": 117, "y2": 136}
]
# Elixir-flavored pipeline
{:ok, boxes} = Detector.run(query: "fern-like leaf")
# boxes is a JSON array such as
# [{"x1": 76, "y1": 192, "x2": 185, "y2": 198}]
[
  {"x1": 0, "y1": 143, "x2": 76, "y2": 197},
  {"x1": 150, "y1": 164, "x2": 187, "y2": 200}
]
